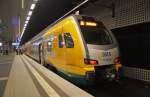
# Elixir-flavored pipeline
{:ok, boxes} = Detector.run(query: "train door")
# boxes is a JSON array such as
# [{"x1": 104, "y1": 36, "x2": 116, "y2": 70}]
[
  {"x1": 62, "y1": 21, "x2": 78, "y2": 71},
  {"x1": 39, "y1": 43, "x2": 44, "y2": 65},
  {"x1": 57, "y1": 33, "x2": 66, "y2": 67},
  {"x1": 63, "y1": 32, "x2": 75, "y2": 65}
]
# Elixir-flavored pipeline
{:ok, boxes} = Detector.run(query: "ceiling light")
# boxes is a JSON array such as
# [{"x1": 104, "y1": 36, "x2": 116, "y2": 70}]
[
  {"x1": 30, "y1": 4, "x2": 36, "y2": 10},
  {"x1": 33, "y1": 0, "x2": 38, "y2": 2},
  {"x1": 24, "y1": 23, "x2": 27, "y2": 27},
  {"x1": 25, "y1": 20, "x2": 29, "y2": 24},
  {"x1": 0, "y1": 42, "x2": 3, "y2": 46},
  {"x1": 26, "y1": 16, "x2": 30, "y2": 21},
  {"x1": 28, "y1": 11, "x2": 32, "y2": 16},
  {"x1": 23, "y1": 27, "x2": 26, "y2": 30}
]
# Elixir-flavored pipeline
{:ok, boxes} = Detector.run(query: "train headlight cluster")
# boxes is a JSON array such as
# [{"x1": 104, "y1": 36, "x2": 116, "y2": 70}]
[{"x1": 84, "y1": 58, "x2": 98, "y2": 65}]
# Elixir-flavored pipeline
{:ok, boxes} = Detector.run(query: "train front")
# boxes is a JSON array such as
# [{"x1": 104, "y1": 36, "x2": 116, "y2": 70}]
[{"x1": 76, "y1": 15, "x2": 122, "y2": 82}]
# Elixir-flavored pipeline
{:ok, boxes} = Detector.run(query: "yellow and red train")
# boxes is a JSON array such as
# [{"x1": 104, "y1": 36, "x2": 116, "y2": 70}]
[{"x1": 23, "y1": 15, "x2": 122, "y2": 84}]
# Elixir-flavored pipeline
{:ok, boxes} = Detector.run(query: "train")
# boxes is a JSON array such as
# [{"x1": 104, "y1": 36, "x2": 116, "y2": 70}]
[{"x1": 23, "y1": 14, "x2": 122, "y2": 84}]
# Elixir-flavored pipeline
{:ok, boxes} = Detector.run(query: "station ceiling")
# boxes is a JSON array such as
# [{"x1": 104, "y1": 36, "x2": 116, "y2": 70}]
[{"x1": 20, "y1": 0, "x2": 113, "y2": 45}]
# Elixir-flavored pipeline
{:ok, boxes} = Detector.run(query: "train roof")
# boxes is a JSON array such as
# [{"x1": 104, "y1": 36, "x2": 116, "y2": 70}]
[{"x1": 26, "y1": 14, "x2": 99, "y2": 44}]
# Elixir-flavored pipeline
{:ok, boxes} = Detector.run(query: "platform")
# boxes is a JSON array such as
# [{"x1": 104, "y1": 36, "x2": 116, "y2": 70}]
[
  {"x1": 0, "y1": 54, "x2": 150, "y2": 97},
  {"x1": 0, "y1": 53, "x2": 14, "y2": 97},
  {"x1": 3, "y1": 54, "x2": 93, "y2": 97}
]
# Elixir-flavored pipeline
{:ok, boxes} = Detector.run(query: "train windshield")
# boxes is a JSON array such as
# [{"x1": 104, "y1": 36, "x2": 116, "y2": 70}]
[{"x1": 79, "y1": 21, "x2": 113, "y2": 45}]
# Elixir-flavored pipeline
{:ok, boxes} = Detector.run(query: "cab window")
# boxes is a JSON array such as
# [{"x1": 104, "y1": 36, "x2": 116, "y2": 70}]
[
  {"x1": 81, "y1": 27, "x2": 113, "y2": 45},
  {"x1": 64, "y1": 33, "x2": 74, "y2": 48},
  {"x1": 79, "y1": 20, "x2": 113, "y2": 45}
]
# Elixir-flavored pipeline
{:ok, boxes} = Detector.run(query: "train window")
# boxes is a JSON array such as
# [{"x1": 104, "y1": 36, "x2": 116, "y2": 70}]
[
  {"x1": 80, "y1": 25, "x2": 113, "y2": 45},
  {"x1": 64, "y1": 33, "x2": 74, "y2": 48},
  {"x1": 47, "y1": 35, "x2": 55, "y2": 51},
  {"x1": 58, "y1": 34, "x2": 63, "y2": 48},
  {"x1": 47, "y1": 41, "x2": 52, "y2": 52}
]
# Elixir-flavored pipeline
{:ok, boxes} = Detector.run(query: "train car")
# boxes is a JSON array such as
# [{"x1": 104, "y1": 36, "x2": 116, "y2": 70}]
[{"x1": 24, "y1": 14, "x2": 122, "y2": 84}]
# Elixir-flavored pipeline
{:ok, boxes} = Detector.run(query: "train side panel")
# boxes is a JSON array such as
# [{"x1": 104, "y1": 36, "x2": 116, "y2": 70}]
[
  {"x1": 43, "y1": 17, "x2": 89, "y2": 76},
  {"x1": 61, "y1": 17, "x2": 87, "y2": 76},
  {"x1": 23, "y1": 15, "x2": 122, "y2": 84}
]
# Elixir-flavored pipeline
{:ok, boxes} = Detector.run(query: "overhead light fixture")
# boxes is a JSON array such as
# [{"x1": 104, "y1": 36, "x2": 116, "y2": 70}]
[
  {"x1": 24, "y1": 23, "x2": 27, "y2": 27},
  {"x1": 33, "y1": 0, "x2": 38, "y2": 2},
  {"x1": 30, "y1": 4, "x2": 36, "y2": 10},
  {"x1": 21, "y1": 31, "x2": 24, "y2": 38},
  {"x1": 25, "y1": 20, "x2": 29, "y2": 24},
  {"x1": 23, "y1": 28, "x2": 25, "y2": 32},
  {"x1": 0, "y1": 42, "x2": 2, "y2": 46},
  {"x1": 28, "y1": 11, "x2": 32, "y2": 16},
  {"x1": 22, "y1": 0, "x2": 24, "y2": 9},
  {"x1": 26, "y1": 16, "x2": 30, "y2": 21},
  {"x1": 22, "y1": 30, "x2": 24, "y2": 33},
  {"x1": 23, "y1": 26, "x2": 25, "y2": 29},
  {"x1": 20, "y1": 1, "x2": 38, "y2": 40}
]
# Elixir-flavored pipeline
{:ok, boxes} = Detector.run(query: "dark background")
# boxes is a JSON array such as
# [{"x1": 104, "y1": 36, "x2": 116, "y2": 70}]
[{"x1": 112, "y1": 22, "x2": 150, "y2": 69}]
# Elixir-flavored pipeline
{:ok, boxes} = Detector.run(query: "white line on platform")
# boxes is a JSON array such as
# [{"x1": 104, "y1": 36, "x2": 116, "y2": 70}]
[
  {"x1": 0, "y1": 77, "x2": 8, "y2": 81},
  {"x1": 23, "y1": 55, "x2": 93, "y2": 97},
  {"x1": 22, "y1": 56, "x2": 60, "y2": 97}
]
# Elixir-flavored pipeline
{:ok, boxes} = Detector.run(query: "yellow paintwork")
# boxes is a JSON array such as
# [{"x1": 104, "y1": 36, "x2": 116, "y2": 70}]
[
  {"x1": 115, "y1": 63, "x2": 122, "y2": 72},
  {"x1": 24, "y1": 15, "x2": 122, "y2": 79},
  {"x1": 41, "y1": 16, "x2": 96, "y2": 76}
]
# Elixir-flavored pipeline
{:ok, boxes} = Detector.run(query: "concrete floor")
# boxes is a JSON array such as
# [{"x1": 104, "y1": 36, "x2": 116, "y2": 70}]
[
  {"x1": 1, "y1": 53, "x2": 150, "y2": 97},
  {"x1": 0, "y1": 53, "x2": 14, "y2": 97},
  {"x1": 3, "y1": 55, "x2": 42, "y2": 97},
  {"x1": 3, "y1": 55, "x2": 92, "y2": 97}
]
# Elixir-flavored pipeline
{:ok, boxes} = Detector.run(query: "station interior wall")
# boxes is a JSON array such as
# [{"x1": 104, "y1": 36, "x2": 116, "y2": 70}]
[
  {"x1": 82, "y1": 0, "x2": 150, "y2": 82},
  {"x1": 112, "y1": 22, "x2": 150, "y2": 69}
]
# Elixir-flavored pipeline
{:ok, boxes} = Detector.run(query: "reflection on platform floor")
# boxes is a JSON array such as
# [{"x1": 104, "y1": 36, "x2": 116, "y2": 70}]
[{"x1": 0, "y1": 53, "x2": 14, "y2": 97}]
